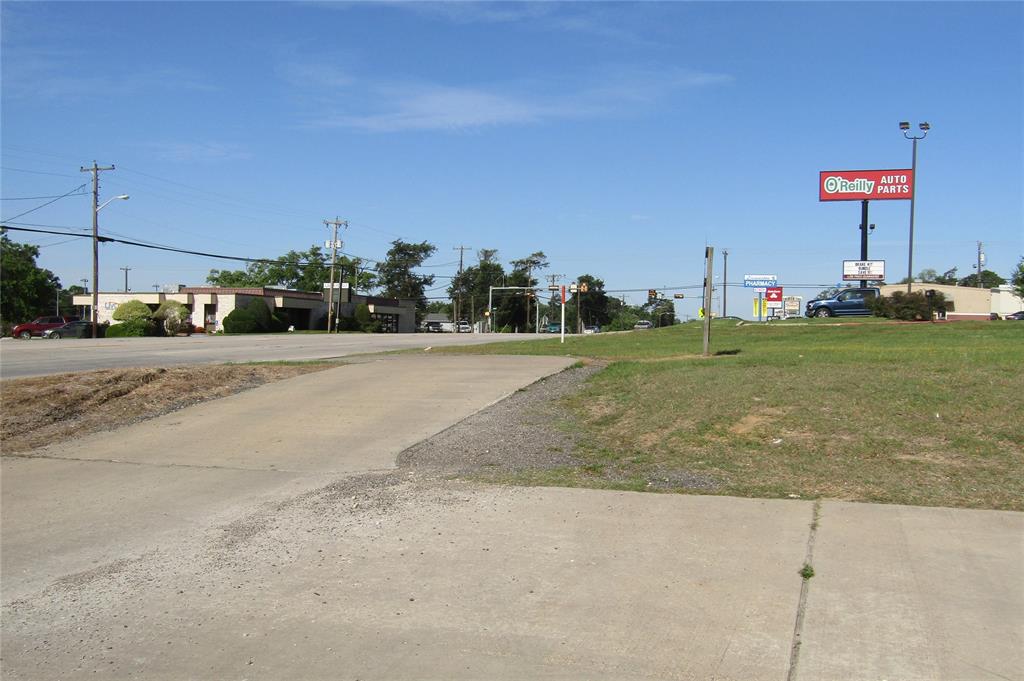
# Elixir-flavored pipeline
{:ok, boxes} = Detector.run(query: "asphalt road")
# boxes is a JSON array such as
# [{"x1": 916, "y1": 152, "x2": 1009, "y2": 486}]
[{"x1": 0, "y1": 331, "x2": 551, "y2": 378}]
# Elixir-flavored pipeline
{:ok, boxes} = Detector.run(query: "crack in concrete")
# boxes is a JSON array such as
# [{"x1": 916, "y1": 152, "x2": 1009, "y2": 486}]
[{"x1": 787, "y1": 499, "x2": 821, "y2": 681}]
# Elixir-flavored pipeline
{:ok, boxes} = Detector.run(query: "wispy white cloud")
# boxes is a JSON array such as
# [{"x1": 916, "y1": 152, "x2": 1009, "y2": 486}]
[
  {"x1": 321, "y1": 1, "x2": 658, "y2": 46},
  {"x1": 276, "y1": 60, "x2": 355, "y2": 89},
  {"x1": 2, "y1": 47, "x2": 218, "y2": 101},
  {"x1": 143, "y1": 142, "x2": 253, "y2": 163},
  {"x1": 301, "y1": 66, "x2": 733, "y2": 132}
]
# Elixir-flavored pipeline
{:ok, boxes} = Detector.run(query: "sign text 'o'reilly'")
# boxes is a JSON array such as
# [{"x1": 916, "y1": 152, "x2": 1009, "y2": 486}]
[{"x1": 819, "y1": 169, "x2": 915, "y2": 202}]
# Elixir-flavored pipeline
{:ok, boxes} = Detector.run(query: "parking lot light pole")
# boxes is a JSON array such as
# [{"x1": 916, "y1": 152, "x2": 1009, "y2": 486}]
[{"x1": 900, "y1": 121, "x2": 929, "y2": 293}]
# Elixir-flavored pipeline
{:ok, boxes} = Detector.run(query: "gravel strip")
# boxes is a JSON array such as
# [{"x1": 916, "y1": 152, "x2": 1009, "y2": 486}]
[{"x1": 398, "y1": 361, "x2": 605, "y2": 476}]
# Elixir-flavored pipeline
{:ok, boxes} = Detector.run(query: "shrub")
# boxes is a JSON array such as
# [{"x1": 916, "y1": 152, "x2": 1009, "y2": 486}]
[
  {"x1": 353, "y1": 303, "x2": 380, "y2": 332},
  {"x1": 154, "y1": 301, "x2": 192, "y2": 336},
  {"x1": 106, "y1": 319, "x2": 154, "y2": 337},
  {"x1": 222, "y1": 308, "x2": 259, "y2": 333},
  {"x1": 112, "y1": 299, "x2": 153, "y2": 323},
  {"x1": 245, "y1": 298, "x2": 273, "y2": 331},
  {"x1": 871, "y1": 290, "x2": 947, "y2": 321},
  {"x1": 336, "y1": 315, "x2": 360, "y2": 332}
]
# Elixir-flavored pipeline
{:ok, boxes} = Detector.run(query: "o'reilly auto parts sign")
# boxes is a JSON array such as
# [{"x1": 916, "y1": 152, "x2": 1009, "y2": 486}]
[{"x1": 819, "y1": 169, "x2": 914, "y2": 201}]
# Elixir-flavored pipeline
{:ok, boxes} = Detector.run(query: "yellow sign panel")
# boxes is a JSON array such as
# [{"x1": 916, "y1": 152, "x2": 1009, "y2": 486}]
[{"x1": 753, "y1": 298, "x2": 767, "y2": 316}]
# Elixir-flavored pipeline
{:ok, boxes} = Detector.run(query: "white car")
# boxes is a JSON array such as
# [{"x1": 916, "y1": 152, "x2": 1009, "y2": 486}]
[{"x1": 456, "y1": 321, "x2": 472, "y2": 333}]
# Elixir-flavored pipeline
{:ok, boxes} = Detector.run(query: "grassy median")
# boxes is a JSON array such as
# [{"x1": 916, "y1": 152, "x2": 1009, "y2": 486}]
[{"x1": 446, "y1": 320, "x2": 1023, "y2": 510}]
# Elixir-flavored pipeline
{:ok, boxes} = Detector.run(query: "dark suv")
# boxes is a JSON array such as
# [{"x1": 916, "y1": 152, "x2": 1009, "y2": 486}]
[
  {"x1": 805, "y1": 288, "x2": 879, "y2": 318},
  {"x1": 12, "y1": 315, "x2": 80, "y2": 339}
]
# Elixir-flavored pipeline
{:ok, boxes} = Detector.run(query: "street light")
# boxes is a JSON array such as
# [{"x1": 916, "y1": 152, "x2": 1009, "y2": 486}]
[
  {"x1": 91, "y1": 194, "x2": 129, "y2": 337},
  {"x1": 900, "y1": 121, "x2": 929, "y2": 293}
]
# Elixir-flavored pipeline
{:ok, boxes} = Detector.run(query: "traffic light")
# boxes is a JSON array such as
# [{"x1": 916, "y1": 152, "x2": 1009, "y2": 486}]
[
  {"x1": 579, "y1": 282, "x2": 589, "y2": 293},
  {"x1": 647, "y1": 289, "x2": 657, "y2": 302}
]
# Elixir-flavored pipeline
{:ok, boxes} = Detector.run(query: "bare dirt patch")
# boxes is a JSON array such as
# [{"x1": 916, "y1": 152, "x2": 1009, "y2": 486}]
[
  {"x1": 729, "y1": 408, "x2": 789, "y2": 435},
  {"x1": 1, "y1": 364, "x2": 333, "y2": 455}
]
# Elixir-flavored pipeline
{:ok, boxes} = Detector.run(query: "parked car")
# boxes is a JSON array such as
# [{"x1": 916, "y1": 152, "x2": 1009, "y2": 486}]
[
  {"x1": 1005, "y1": 311, "x2": 1024, "y2": 320},
  {"x1": 423, "y1": 321, "x2": 444, "y2": 333},
  {"x1": 583, "y1": 325, "x2": 600, "y2": 334},
  {"x1": 11, "y1": 315, "x2": 80, "y2": 339},
  {"x1": 805, "y1": 287, "x2": 880, "y2": 318},
  {"x1": 633, "y1": 320, "x2": 654, "y2": 330},
  {"x1": 456, "y1": 320, "x2": 472, "y2": 333},
  {"x1": 546, "y1": 322, "x2": 563, "y2": 333},
  {"x1": 43, "y1": 320, "x2": 103, "y2": 339}
]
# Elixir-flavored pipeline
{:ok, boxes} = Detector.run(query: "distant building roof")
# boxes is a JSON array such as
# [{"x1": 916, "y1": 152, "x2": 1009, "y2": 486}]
[{"x1": 178, "y1": 286, "x2": 323, "y2": 300}]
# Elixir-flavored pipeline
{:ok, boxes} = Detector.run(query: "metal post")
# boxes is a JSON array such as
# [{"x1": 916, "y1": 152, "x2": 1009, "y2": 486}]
[
  {"x1": 560, "y1": 286, "x2": 566, "y2": 344},
  {"x1": 722, "y1": 249, "x2": 728, "y2": 317},
  {"x1": 860, "y1": 200, "x2": 870, "y2": 288},
  {"x1": 535, "y1": 290, "x2": 539, "y2": 333},
  {"x1": 702, "y1": 247, "x2": 713, "y2": 357},
  {"x1": 488, "y1": 286, "x2": 494, "y2": 333}
]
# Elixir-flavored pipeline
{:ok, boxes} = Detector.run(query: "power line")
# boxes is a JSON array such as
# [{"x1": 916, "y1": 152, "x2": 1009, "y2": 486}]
[
  {"x1": 1, "y1": 192, "x2": 88, "y2": 201},
  {"x1": 0, "y1": 184, "x2": 88, "y2": 222},
  {"x1": 0, "y1": 166, "x2": 80, "y2": 178}
]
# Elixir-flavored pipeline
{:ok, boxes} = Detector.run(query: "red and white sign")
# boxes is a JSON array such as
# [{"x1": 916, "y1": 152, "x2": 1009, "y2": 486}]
[
  {"x1": 765, "y1": 287, "x2": 783, "y2": 302},
  {"x1": 819, "y1": 169, "x2": 914, "y2": 201}
]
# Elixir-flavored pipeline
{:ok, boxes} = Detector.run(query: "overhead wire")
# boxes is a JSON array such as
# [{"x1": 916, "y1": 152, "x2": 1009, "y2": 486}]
[{"x1": 1, "y1": 183, "x2": 88, "y2": 222}]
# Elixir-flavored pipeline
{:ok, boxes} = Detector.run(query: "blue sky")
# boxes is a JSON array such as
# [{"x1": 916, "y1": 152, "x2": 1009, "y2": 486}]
[{"x1": 2, "y1": 1, "x2": 1021, "y2": 318}]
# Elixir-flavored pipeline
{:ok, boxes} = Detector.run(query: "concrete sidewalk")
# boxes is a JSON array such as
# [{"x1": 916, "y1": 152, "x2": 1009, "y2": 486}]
[{"x1": 2, "y1": 482, "x2": 1020, "y2": 680}]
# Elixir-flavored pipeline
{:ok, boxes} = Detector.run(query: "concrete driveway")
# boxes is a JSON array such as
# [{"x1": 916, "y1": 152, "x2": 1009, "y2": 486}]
[{"x1": 2, "y1": 354, "x2": 1021, "y2": 680}]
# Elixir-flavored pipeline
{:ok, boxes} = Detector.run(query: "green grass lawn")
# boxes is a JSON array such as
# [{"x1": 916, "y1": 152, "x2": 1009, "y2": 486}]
[{"x1": 445, "y1": 321, "x2": 1024, "y2": 510}]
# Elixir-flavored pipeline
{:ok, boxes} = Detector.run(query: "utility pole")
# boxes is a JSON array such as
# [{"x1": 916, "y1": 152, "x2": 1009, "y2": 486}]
[
  {"x1": 545, "y1": 274, "x2": 562, "y2": 330},
  {"x1": 120, "y1": 267, "x2": 131, "y2": 292},
  {"x1": 80, "y1": 278, "x2": 89, "y2": 319},
  {"x1": 722, "y1": 249, "x2": 729, "y2": 317},
  {"x1": 976, "y1": 241, "x2": 985, "y2": 288},
  {"x1": 152, "y1": 284, "x2": 160, "y2": 292},
  {"x1": 453, "y1": 244, "x2": 471, "y2": 324},
  {"x1": 324, "y1": 218, "x2": 346, "y2": 333},
  {"x1": 80, "y1": 161, "x2": 115, "y2": 338},
  {"x1": 702, "y1": 247, "x2": 714, "y2": 357}
]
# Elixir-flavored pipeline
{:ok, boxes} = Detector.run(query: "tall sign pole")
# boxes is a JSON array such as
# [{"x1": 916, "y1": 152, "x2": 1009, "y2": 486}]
[
  {"x1": 859, "y1": 200, "x2": 870, "y2": 288},
  {"x1": 702, "y1": 247, "x2": 714, "y2": 357}
]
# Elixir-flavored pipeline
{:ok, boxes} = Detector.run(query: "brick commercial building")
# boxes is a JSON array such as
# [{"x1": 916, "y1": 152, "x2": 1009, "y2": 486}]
[{"x1": 73, "y1": 283, "x2": 417, "y2": 333}]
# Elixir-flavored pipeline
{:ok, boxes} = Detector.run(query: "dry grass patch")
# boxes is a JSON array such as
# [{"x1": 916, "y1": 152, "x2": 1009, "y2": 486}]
[{"x1": 1, "y1": 364, "x2": 334, "y2": 455}]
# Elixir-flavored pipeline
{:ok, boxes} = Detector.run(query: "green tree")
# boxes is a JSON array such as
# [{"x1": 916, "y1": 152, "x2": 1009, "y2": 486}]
[
  {"x1": 958, "y1": 270, "x2": 1006, "y2": 289},
  {"x1": 448, "y1": 249, "x2": 506, "y2": 326},
  {"x1": 1011, "y1": 257, "x2": 1024, "y2": 300},
  {"x1": 0, "y1": 233, "x2": 61, "y2": 331},
  {"x1": 376, "y1": 240, "x2": 437, "y2": 320},
  {"x1": 59, "y1": 284, "x2": 86, "y2": 318}
]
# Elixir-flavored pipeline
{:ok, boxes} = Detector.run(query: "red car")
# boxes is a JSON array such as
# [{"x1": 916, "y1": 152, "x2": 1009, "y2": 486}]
[{"x1": 11, "y1": 315, "x2": 80, "y2": 339}]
